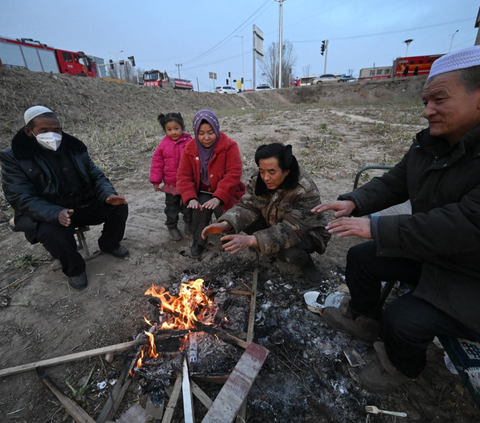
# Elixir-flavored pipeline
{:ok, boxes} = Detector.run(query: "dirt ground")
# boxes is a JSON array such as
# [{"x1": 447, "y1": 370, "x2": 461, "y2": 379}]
[{"x1": 0, "y1": 68, "x2": 479, "y2": 423}]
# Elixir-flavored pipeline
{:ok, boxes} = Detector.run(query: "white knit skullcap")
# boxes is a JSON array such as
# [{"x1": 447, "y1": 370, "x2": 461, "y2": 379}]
[
  {"x1": 429, "y1": 45, "x2": 480, "y2": 79},
  {"x1": 24, "y1": 106, "x2": 54, "y2": 125}
]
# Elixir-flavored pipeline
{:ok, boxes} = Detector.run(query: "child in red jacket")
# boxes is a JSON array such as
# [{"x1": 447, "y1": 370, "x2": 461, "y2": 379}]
[
  {"x1": 150, "y1": 113, "x2": 192, "y2": 240},
  {"x1": 177, "y1": 110, "x2": 245, "y2": 258}
]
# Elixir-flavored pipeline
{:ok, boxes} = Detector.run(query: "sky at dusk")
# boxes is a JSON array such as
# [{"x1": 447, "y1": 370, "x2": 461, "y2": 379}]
[{"x1": 1, "y1": 0, "x2": 479, "y2": 91}]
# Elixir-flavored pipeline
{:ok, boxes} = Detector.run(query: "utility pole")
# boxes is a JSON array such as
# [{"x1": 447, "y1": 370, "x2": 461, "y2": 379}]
[
  {"x1": 196, "y1": 77, "x2": 199, "y2": 92},
  {"x1": 275, "y1": 0, "x2": 286, "y2": 89},
  {"x1": 235, "y1": 35, "x2": 245, "y2": 87},
  {"x1": 323, "y1": 40, "x2": 329, "y2": 74},
  {"x1": 175, "y1": 63, "x2": 182, "y2": 78}
]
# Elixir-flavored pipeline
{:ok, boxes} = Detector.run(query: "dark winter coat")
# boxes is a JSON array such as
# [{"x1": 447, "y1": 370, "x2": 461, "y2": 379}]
[
  {"x1": 0, "y1": 128, "x2": 117, "y2": 241},
  {"x1": 219, "y1": 167, "x2": 331, "y2": 256},
  {"x1": 340, "y1": 123, "x2": 480, "y2": 334}
]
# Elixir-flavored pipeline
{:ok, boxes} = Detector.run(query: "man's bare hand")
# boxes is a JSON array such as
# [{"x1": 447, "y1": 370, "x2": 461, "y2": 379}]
[
  {"x1": 203, "y1": 197, "x2": 221, "y2": 210},
  {"x1": 311, "y1": 200, "x2": 356, "y2": 218},
  {"x1": 220, "y1": 234, "x2": 258, "y2": 254},
  {"x1": 58, "y1": 209, "x2": 74, "y2": 227},
  {"x1": 202, "y1": 221, "x2": 231, "y2": 239},
  {"x1": 188, "y1": 199, "x2": 202, "y2": 209},
  {"x1": 326, "y1": 217, "x2": 372, "y2": 239},
  {"x1": 105, "y1": 195, "x2": 128, "y2": 206}
]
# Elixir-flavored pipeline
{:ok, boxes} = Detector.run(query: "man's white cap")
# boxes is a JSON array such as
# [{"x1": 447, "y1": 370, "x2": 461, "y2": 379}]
[
  {"x1": 429, "y1": 45, "x2": 480, "y2": 79},
  {"x1": 24, "y1": 105, "x2": 54, "y2": 125}
]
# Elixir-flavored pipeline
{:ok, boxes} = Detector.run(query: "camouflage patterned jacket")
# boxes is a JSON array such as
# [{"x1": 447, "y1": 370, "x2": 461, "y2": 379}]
[{"x1": 218, "y1": 167, "x2": 330, "y2": 256}]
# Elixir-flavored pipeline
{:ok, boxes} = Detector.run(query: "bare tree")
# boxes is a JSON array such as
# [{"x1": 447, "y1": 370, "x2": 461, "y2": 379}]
[{"x1": 260, "y1": 40, "x2": 296, "y2": 88}]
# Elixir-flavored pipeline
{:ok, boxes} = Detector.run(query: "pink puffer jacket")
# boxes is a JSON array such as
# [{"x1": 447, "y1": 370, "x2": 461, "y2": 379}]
[{"x1": 150, "y1": 133, "x2": 192, "y2": 186}]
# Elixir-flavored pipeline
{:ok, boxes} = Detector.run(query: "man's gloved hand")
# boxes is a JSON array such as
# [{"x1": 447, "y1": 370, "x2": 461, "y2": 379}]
[{"x1": 105, "y1": 195, "x2": 128, "y2": 206}]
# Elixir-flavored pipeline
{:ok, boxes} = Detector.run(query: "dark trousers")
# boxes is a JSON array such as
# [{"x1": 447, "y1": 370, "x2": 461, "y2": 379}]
[
  {"x1": 347, "y1": 241, "x2": 480, "y2": 378},
  {"x1": 164, "y1": 193, "x2": 191, "y2": 229},
  {"x1": 36, "y1": 201, "x2": 128, "y2": 277},
  {"x1": 244, "y1": 218, "x2": 317, "y2": 267},
  {"x1": 192, "y1": 192, "x2": 223, "y2": 246}
]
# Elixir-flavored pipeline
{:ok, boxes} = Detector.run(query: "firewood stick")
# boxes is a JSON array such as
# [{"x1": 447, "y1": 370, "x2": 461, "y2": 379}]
[
  {"x1": 162, "y1": 373, "x2": 182, "y2": 423},
  {"x1": 0, "y1": 332, "x2": 186, "y2": 379},
  {"x1": 237, "y1": 268, "x2": 258, "y2": 423},
  {"x1": 37, "y1": 368, "x2": 96, "y2": 423}
]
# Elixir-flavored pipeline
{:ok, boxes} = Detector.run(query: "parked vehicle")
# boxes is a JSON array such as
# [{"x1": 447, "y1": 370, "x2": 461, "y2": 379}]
[
  {"x1": 311, "y1": 73, "x2": 347, "y2": 84},
  {"x1": 359, "y1": 54, "x2": 443, "y2": 81},
  {"x1": 0, "y1": 36, "x2": 97, "y2": 77},
  {"x1": 216, "y1": 86, "x2": 237, "y2": 94},
  {"x1": 256, "y1": 84, "x2": 274, "y2": 90},
  {"x1": 143, "y1": 70, "x2": 193, "y2": 90}
]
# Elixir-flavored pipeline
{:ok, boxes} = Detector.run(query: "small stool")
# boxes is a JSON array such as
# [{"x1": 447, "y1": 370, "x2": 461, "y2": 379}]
[{"x1": 74, "y1": 226, "x2": 91, "y2": 257}]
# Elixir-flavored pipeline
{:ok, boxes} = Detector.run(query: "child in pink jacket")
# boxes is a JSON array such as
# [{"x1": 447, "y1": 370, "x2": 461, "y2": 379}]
[{"x1": 150, "y1": 113, "x2": 192, "y2": 240}]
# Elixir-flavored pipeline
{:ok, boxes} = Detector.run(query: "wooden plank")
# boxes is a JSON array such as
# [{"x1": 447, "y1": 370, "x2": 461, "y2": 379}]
[
  {"x1": 0, "y1": 339, "x2": 143, "y2": 378},
  {"x1": 182, "y1": 358, "x2": 195, "y2": 423},
  {"x1": 202, "y1": 343, "x2": 269, "y2": 423},
  {"x1": 162, "y1": 374, "x2": 182, "y2": 423},
  {"x1": 191, "y1": 380, "x2": 213, "y2": 410},
  {"x1": 237, "y1": 268, "x2": 258, "y2": 423},
  {"x1": 96, "y1": 365, "x2": 130, "y2": 423},
  {"x1": 37, "y1": 368, "x2": 96, "y2": 423}
]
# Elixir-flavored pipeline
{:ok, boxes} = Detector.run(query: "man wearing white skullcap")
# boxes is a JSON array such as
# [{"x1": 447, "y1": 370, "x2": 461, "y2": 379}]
[
  {"x1": 0, "y1": 106, "x2": 130, "y2": 290},
  {"x1": 311, "y1": 46, "x2": 480, "y2": 393}
]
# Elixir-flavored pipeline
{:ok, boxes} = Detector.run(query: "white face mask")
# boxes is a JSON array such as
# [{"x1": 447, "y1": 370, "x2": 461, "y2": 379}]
[{"x1": 35, "y1": 132, "x2": 62, "y2": 151}]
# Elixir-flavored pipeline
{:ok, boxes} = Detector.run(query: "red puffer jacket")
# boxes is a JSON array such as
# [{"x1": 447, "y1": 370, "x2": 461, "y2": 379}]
[
  {"x1": 177, "y1": 132, "x2": 245, "y2": 211},
  {"x1": 150, "y1": 133, "x2": 192, "y2": 186}
]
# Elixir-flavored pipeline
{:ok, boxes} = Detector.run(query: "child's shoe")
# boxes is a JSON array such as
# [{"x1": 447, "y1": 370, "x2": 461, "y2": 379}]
[
  {"x1": 168, "y1": 227, "x2": 183, "y2": 241},
  {"x1": 191, "y1": 240, "x2": 205, "y2": 259}
]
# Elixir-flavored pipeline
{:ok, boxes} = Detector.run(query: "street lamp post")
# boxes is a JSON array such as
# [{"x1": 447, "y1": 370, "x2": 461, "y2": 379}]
[
  {"x1": 275, "y1": 0, "x2": 286, "y2": 89},
  {"x1": 449, "y1": 30, "x2": 459, "y2": 53},
  {"x1": 404, "y1": 39, "x2": 413, "y2": 56},
  {"x1": 235, "y1": 35, "x2": 245, "y2": 87}
]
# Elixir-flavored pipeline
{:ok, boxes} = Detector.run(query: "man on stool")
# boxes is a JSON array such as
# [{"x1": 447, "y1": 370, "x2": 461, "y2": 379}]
[{"x1": 1, "y1": 106, "x2": 129, "y2": 290}]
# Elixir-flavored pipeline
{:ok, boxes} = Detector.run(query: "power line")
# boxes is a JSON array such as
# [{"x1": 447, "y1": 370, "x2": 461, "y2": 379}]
[
  {"x1": 290, "y1": 17, "x2": 471, "y2": 44},
  {"x1": 183, "y1": 0, "x2": 272, "y2": 65}
]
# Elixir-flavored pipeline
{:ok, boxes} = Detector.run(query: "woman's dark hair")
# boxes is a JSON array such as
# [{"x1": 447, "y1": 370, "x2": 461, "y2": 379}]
[
  {"x1": 157, "y1": 112, "x2": 185, "y2": 131},
  {"x1": 254, "y1": 143, "x2": 300, "y2": 194}
]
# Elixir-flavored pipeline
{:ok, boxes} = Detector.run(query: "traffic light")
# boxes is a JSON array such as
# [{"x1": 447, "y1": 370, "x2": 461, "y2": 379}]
[
  {"x1": 321, "y1": 41, "x2": 326, "y2": 56},
  {"x1": 109, "y1": 59, "x2": 114, "y2": 70},
  {"x1": 241, "y1": 77, "x2": 244, "y2": 84},
  {"x1": 226, "y1": 79, "x2": 229, "y2": 84},
  {"x1": 228, "y1": 72, "x2": 231, "y2": 77},
  {"x1": 128, "y1": 56, "x2": 135, "y2": 67},
  {"x1": 119, "y1": 60, "x2": 125, "y2": 65}
]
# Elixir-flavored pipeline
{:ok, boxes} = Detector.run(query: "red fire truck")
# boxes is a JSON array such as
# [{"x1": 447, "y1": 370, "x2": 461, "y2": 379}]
[
  {"x1": 0, "y1": 36, "x2": 97, "y2": 77},
  {"x1": 359, "y1": 54, "x2": 443, "y2": 81},
  {"x1": 143, "y1": 70, "x2": 193, "y2": 90}
]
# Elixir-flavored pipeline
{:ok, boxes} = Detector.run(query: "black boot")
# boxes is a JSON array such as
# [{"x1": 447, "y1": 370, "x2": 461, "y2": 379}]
[
  {"x1": 168, "y1": 226, "x2": 183, "y2": 241},
  {"x1": 191, "y1": 240, "x2": 205, "y2": 259}
]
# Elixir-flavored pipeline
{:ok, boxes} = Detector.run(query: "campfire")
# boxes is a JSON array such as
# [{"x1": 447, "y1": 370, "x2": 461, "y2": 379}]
[{"x1": 130, "y1": 278, "x2": 251, "y2": 380}]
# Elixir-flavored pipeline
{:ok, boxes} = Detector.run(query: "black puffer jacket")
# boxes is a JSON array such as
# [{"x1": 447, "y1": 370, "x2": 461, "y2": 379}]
[
  {"x1": 0, "y1": 128, "x2": 117, "y2": 240},
  {"x1": 340, "y1": 123, "x2": 480, "y2": 334}
]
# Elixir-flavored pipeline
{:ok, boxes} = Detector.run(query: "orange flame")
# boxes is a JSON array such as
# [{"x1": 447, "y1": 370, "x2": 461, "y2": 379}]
[
  {"x1": 144, "y1": 279, "x2": 217, "y2": 330},
  {"x1": 145, "y1": 331, "x2": 159, "y2": 358}
]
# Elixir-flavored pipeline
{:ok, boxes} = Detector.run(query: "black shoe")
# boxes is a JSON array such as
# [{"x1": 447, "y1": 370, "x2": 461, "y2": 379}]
[
  {"x1": 191, "y1": 241, "x2": 205, "y2": 259},
  {"x1": 101, "y1": 245, "x2": 129, "y2": 258},
  {"x1": 168, "y1": 227, "x2": 183, "y2": 241},
  {"x1": 67, "y1": 271, "x2": 88, "y2": 290}
]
